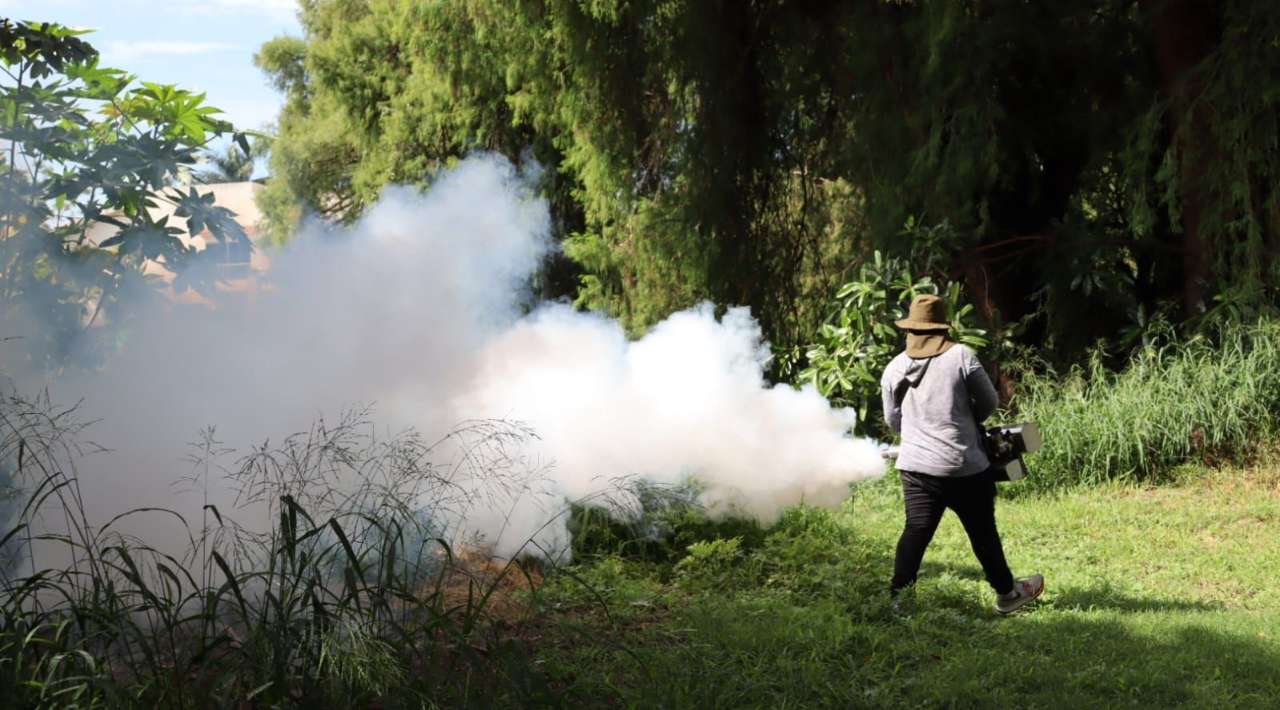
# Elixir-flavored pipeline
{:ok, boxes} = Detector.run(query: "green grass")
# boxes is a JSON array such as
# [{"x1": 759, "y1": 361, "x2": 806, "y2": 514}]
[
  {"x1": 531, "y1": 464, "x2": 1280, "y2": 708},
  {"x1": 1012, "y1": 319, "x2": 1280, "y2": 489}
]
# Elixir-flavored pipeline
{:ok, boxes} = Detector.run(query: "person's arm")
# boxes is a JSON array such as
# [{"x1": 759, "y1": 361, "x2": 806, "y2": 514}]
[
  {"x1": 882, "y1": 366, "x2": 903, "y2": 433},
  {"x1": 963, "y1": 348, "x2": 999, "y2": 423}
]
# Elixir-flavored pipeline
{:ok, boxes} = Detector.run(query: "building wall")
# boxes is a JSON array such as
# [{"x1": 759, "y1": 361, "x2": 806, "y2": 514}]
[{"x1": 83, "y1": 181, "x2": 272, "y2": 304}]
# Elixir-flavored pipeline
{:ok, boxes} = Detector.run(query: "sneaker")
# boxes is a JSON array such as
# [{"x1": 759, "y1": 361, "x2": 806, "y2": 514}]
[
  {"x1": 995, "y1": 574, "x2": 1045, "y2": 615},
  {"x1": 890, "y1": 594, "x2": 908, "y2": 616},
  {"x1": 888, "y1": 586, "x2": 913, "y2": 616}
]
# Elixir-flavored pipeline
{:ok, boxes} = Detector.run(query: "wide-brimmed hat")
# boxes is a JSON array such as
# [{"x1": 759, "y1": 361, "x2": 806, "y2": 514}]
[{"x1": 895, "y1": 294, "x2": 951, "y2": 332}]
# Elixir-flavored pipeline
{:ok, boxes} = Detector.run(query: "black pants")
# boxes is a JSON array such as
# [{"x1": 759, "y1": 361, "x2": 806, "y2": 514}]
[{"x1": 891, "y1": 470, "x2": 1015, "y2": 595}]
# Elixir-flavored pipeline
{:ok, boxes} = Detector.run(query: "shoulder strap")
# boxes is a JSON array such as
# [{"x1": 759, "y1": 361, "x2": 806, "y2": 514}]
[{"x1": 892, "y1": 356, "x2": 933, "y2": 408}]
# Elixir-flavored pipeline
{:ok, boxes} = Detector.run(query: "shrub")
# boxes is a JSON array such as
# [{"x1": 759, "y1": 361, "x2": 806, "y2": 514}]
[
  {"x1": 788, "y1": 250, "x2": 989, "y2": 437},
  {"x1": 566, "y1": 480, "x2": 764, "y2": 563},
  {"x1": 1012, "y1": 319, "x2": 1280, "y2": 489}
]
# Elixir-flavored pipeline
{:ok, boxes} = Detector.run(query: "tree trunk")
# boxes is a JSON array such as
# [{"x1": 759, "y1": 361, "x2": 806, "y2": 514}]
[
  {"x1": 1140, "y1": 0, "x2": 1221, "y2": 316},
  {"x1": 958, "y1": 248, "x2": 1018, "y2": 403}
]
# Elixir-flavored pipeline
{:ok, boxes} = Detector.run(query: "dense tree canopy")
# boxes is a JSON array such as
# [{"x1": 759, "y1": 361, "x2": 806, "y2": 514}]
[{"x1": 258, "y1": 0, "x2": 1280, "y2": 361}]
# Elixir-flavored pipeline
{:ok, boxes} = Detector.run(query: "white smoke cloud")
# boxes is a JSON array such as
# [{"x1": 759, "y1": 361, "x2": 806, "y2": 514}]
[
  {"x1": 458, "y1": 303, "x2": 885, "y2": 555},
  {"x1": 5, "y1": 154, "x2": 884, "y2": 560}
]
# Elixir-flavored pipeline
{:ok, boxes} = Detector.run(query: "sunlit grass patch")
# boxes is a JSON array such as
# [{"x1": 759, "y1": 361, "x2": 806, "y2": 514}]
[{"x1": 534, "y1": 469, "x2": 1280, "y2": 707}]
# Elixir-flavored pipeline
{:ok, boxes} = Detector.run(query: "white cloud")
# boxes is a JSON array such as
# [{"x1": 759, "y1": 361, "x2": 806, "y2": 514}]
[
  {"x1": 3, "y1": 0, "x2": 300, "y2": 21},
  {"x1": 173, "y1": 0, "x2": 299, "y2": 20},
  {"x1": 101, "y1": 40, "x2": 239, "y2": 62}
]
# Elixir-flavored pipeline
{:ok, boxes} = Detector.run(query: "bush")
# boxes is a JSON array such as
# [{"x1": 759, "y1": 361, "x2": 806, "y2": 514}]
[
  {"x1": 566, "y1": 481, "x2": 764, "y2": 563},
  {"x1": 1012, "y1": 319, "x2": 1280, "y2": 489},
  {"x1": 787, "y1": 250, "x2": 989, "y2": 437}
]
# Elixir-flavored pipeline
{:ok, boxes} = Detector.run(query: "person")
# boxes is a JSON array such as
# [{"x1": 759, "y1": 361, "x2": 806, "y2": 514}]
[{"x1": 879, "y1": 293, "x2": 1043, "y2": 614}]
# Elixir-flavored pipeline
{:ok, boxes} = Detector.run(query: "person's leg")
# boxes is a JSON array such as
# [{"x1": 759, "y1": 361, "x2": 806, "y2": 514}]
[
  {"x1": 891, "y1": 471, "x2": 946, "y2": 593},
  {"x1": 946, "y1": 473, "x2": 1015, "y2": 595}
]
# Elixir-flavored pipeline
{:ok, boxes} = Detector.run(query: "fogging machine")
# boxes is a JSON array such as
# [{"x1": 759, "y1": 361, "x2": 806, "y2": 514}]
[{"x1": 879, "y1": 422, "x2": 1042, "y2": 482}]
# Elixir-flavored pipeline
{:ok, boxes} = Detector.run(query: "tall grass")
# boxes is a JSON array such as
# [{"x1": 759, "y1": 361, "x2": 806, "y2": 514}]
[
  {"x1": 1012, "y1": 319, "x2": 1280, "y2": 489},
  {"x1": 0, "y1": 395, "x2": 555, "y2": 708}
]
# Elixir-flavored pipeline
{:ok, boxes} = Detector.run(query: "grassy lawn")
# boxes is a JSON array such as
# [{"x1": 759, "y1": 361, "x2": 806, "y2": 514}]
[{"x1": 529, "y1": 464, "x2": 1280, "y2": 708}]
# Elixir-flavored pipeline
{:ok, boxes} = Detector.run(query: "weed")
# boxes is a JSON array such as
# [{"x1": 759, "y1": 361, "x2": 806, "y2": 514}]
[
  {"x1": 673, "y1": 537, "x2": 760, "y2": 592},
  {"x1": 0, "y1": 392, "x2": 556, "y2": 708},
  {"x1": 1010, "y1": 318, "x2": 1280, "y2": 489}
]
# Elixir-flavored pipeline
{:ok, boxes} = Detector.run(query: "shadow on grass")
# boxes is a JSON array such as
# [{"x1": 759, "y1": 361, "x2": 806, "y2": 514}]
[
  {"x1": 916, "y1": 561, "x2": 1225, "y2": 614},
  {"x1": 891, "y1": 613, "x2": 1280, "y2": 708},
  {"x1": 551, "y1": 591, "x2": 1280, "y2": 708},
  {"x1": 537, "y1": 530, "x2": 1274, "y2": 706},
  {"x1": 846, "y1": 562, "x2": 1267, "y2": 706},
  {"x1": 544, "y1": 486, "x2": 1273, "y2": 707},
  {"x1": 1047, "y1": 581, "x2": 1223, "y2": 613}
]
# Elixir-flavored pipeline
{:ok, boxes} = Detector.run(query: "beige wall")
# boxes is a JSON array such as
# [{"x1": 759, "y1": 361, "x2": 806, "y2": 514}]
[{"x1": 83, "y1": 181, "x2": 272, "y2": 304}]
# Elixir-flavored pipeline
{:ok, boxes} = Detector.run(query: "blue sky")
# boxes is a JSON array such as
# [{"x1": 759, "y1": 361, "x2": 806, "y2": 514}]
[{"x1": 4, "y1": 0, "x2": 303, "y2": 133}]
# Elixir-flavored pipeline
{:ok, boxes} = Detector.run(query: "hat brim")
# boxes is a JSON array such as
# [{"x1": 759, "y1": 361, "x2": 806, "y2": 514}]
[{"x1": 895, "y1": 318, "x2": 950, "y2": 332}]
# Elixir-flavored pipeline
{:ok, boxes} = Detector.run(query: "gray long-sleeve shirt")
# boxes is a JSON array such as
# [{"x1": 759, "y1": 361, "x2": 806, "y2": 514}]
[{"x1": 880, "y1": 344, "x2": 999, "y2": 476}]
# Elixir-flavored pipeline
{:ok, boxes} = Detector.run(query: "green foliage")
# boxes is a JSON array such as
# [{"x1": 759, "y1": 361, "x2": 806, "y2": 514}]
[
  {"x1": 256, "y1": 1, "x2": 1280, "y2": 359},
  {"x1": 566, "y1": 481, "x2": 765, "y2": 564},
  {"x1": 566, "y1": 498, "x2": 867, "y2": 601},
  {"x1": 1011, "y1": 319, "x2": 1280, "y2": 489},
  {"x1": 567, "y1": 502, "x2": 663, "y2": 561},
  {"x1": 791, "y1": 250, "x2": 989, "y2": 435},
  {"x1": 258, "y1": 0, "x2": 876, "y2": 346},
  {"x1": 0, "y1": 20, "x2": 254, "y2": 370},
  {"x1": 753, "y1": 505, "x2": 864, "y2": 598},
  {"x1": 252, "y1": 2, "x2": 556, "y2": 245},
  {"x1": 196, "y1": 136, "x2": 269, "y2": 184},
  {"x1": 1122, "y1": 0, "x2": 1280, "y2": 317},
  {"x1": 672, "y1": 537, "x2": 761, "y2": 592}
]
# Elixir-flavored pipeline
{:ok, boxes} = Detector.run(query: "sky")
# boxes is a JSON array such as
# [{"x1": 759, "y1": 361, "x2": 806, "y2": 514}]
[{"x1": 4, "y1": 0, "x2": 302, "y2": 133}]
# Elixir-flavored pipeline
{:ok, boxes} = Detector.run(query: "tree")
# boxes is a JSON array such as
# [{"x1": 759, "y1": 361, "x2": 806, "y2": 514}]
[
  {"x1": 196, "y1": 137, "x2": 269, "y2": 183},
  {"x1": 1134, "y1": 0, "x2": 1280, "y2": 322},
  {"x1": 256, "y1": 0, "x2": 866, "y2": 345},
  {"x1": 0, "y1": 20, "x2": 253, "y2": 370},
  {"x1": 257, "y1": 0, "x2": 1280, "y2": 364}
]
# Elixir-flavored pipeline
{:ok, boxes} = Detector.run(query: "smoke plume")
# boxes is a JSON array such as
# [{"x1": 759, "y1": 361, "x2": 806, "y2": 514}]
[{"x1": 3, "y1": 155, "x2": 884, "y2": 559}]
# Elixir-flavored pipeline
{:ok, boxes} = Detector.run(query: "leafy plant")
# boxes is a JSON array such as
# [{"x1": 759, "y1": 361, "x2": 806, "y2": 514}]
[
  {"x1": 195, "y1": 136, "x2": 270, "y2": 183},
  {"x1": 673, "y1": 537, "x2": 760, "y2": 592},
  {"x1": 791, "y1": 250, "x2": 989, "y2": 436},
  {"x1": 0, "y1": 20, "x2": 256, "y2": 370},
  {"x1": 567, "y1": 479, "x2": 765, "y2": 564}
]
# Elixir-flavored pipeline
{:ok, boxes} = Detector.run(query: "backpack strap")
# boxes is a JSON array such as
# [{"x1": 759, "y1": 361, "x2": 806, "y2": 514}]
[{"x1": 892, "y1": 355, "x2": 933, "y2": 409}]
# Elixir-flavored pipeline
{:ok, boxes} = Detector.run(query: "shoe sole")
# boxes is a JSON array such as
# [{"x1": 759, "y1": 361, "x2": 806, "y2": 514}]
[{"x1": 996, "y1": 581, "x2": 1045, "y2": 615}]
